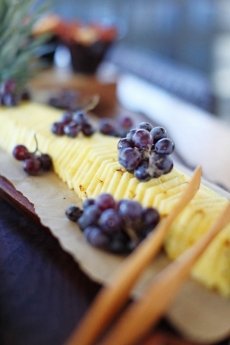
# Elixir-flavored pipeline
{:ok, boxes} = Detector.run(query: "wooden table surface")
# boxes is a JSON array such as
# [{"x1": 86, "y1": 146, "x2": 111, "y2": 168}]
[{"x1": 0, "y1": 67, "x2": 229, "y2": 345}]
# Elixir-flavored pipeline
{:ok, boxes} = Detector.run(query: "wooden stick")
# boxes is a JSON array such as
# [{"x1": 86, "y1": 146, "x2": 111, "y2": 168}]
[
  {"x1": 101, "y1": 202, "x2": 230, "y2": 345},
  {"x1": 66, "y1": 167, "x2": 201, "y2": 345}
]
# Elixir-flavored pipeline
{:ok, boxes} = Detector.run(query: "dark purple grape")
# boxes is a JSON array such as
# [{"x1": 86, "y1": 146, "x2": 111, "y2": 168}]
[
  {"x1": 2, "y1": 93, "x2": 18, "y2": 106},
  {"x1": 142, "y1": 207, "x2": 160, "y2": 233},
  {"x1": 82, "y1": 123, "x2": 95, "y2": 136},
  {"x1": 83, "y1": 198, "x2": 95, "y2": 209},
  {"x1": 154, "y1": 138, "x2": 175, "y2": 155},
  {"x1": 99, "y1": 119, "x2": 117, "y2": 136},
  {"x1": 84, "y1": 226, "x2": 109, "y2": 249},
  {"x1": 134, "y1": 161, "x2": 151, "y2": 182},
  {"x1": 99, "y1": 209, "x2": 122, "y2": 234},
  {"x1": 64, "y1": 122, "x2": 80, "y2": 138},
  {"x1": 65, "y1": 205, "x2": 83, "y2": 222},
  {"x1": 39, "y1": 154, "x2": 53, "y2": 171},
  {"x1": 152, "y1": 154, "x2": 173, "y2": 174},
  {"x1": 13, "y1": 145, "x2": 30, "y2": 161},
  {"x1": 78, "y1": 205, "x2": 101, "y2": 230},
  {"x1": 23, "y1": 157, "x2": 41, "y2": 175},
  {"x1": 150, "y1": 126, "x2": 167, "y2": 144},
  {"x1": 126, "y1": 129, "x2": 136, "y2": 143},
  {"x1": 117, "y1": 138, "x2": 133, "y2": 151},
  {"x1": 96, "y1": 193, "x2": 116, "y2": 211},
  {"x1": 119, "y1": 147, "x2": 142, "y2": 172},
  {"x1": 119, "y1": 116, "x2": 134, "y2": 130},
  {"x1": 108, "y1": 231, "x2": 130, "y2": 254},
  {"x1": 72, "y1": 111, "x2": 88, "y2": 125},
  {"x1": 132, "y1": 129, "x2": 153, "y2": 149},
  {"x1": 51, "y1": 122, "x2": 65, "y2": 136},
  {"x1": 118, "y1": 199, "x2": 143, "y2": 225},
  {"x1": 138, "y1": 122, "x2": 153, "y2": 132},
  {"x1": 61, "y1": 111, "x2": 73, "y2": 124}
]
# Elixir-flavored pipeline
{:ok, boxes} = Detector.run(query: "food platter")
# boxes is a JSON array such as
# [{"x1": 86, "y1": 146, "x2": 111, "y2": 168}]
[
  {"x1": 0, "y1": 74, "x2": 229, "y2": 344},
  {"x1": 0, "y1": 146, "x2": 230, "y2": 344}
]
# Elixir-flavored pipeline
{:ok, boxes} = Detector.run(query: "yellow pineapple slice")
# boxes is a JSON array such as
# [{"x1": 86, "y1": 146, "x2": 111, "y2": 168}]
[{"x1": 0, "y1": 103, "x2": 229, "y2": 297}]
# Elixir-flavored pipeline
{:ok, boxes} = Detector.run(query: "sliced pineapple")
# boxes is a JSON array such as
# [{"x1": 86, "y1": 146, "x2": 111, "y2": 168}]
[{"x1": 0, "y1": 103, "x2": 229, "y2": 297}]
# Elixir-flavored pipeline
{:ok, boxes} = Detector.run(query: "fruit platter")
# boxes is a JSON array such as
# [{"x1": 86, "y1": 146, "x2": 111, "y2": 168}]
[
  {"x1": 0, "y1": 94, "x2": 230, "y2": 343},
  {"x1": 0, "y1": 2, "x2": 230, "y2": 344}
]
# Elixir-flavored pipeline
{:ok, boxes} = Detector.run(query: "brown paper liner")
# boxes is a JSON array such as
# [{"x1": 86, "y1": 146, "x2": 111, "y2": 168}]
[{"x1": 0, "y1": 149, "x2": 229, "y2": 343}]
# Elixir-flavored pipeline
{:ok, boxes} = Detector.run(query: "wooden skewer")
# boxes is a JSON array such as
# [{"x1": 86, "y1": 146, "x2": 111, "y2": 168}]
[
  {"x1": 101, "y1": 202, "x2": 230, "y2": 345},
  {"x1": 66, "y1": 167, "x2": 202, "y2": 345}
]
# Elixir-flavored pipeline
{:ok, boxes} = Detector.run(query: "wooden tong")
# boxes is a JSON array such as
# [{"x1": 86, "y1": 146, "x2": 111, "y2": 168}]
[{"x1": 66, "y1": 166, "x2": 230, "y2": 345}]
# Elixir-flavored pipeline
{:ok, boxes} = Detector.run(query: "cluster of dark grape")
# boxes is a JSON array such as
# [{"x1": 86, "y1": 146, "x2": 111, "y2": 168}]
[
  {"x1": 51, "y1": 110, "x2": 95, "y2": 138},
  {"x1": 118, "y1": 122, "x2": 175, "y2": 181},
  {"x1": 48, "y1": 90, "x2": 79, "y2": 110},
  {"x1": 0, "y1": 80, "x2": 30, "y2": 107},
  {"x1": 65, "y1": 193, "x2": 160, "y2": 254},
  {"x1": 13, "y1": 143, "x2": 53, "y2": 176},
  {"x1": 99, "y1": 116, "x2": 134, "y2": 138}
]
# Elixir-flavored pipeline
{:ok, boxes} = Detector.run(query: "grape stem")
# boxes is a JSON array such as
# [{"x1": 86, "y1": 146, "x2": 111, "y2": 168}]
[
  {"x1": 125, "y1": 226, "x2": 140, "y2": 247},
  {"x1": 33, "y1": 134, "x2": 40, "y2": 154},
  {"x1": 83, "y1": 94, "x2": 100, "y2": 112}
]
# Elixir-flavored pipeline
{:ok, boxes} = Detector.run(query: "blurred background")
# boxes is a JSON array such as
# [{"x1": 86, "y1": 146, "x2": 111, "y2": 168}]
[{"x1": 41, "y1": 0, "x2": 230, "y2": 122}]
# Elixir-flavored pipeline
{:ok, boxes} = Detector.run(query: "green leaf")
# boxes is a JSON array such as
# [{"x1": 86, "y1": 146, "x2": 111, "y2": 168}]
[{"x1": 0, "y1": 0, "x2": 49, "y2": 89}]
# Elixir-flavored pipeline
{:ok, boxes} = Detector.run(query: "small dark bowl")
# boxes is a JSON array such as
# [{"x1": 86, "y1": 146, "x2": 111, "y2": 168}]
[{"x1": 68, "y1": 40, "x2": 113, "y2": 74}]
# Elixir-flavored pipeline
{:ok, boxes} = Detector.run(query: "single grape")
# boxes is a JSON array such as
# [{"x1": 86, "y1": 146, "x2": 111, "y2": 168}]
[
  {"x1": 96, "y1": 193, "x2": 116, "y2": 211},
  {"x1": 83, "y1": 198, "x2": 95, "y2": 209},
  {"x1": 132, "y1": 129, "x2": 153, "y2": 149},
  {"x1": 150, "y1": 126, "x2": 167, "y2": 144},
  {"x1": 51, "y1": 122, "x2": 65, "y2": 136},
  {"x1": 64, "y1": 122, "x2": 80, "y2": 137},
  {"x1": 134, "y1": 161, "x2": 151, "y2": 181},
  {"x1": 138, "y1": 122, "x2": 153, "y2": 132},
  {"x1": 117, "y1": 138, "x2": 133, "y2": 151},
  {"x1": 2, "y1": 93, "x2": 18, "y2": 106},
  {"x1": 82, "y1": 123, "x2": 95, "y2": 136},
  {"x1": 119, "y1": 147, "x2": 142, "y2": 172},
  {"x1": 99, "y1": 119, "x2": 117, "y2": 136},
  {"x1": 118, "y1": 199, "x2": 143, "y2": 225},
  {"x1": 154, "y1": 138, "x2": 175, "y2": 155},
  {"x1": 23, "y1": 157, "x2": 41, "y2": 175},
  {"x1": 39, "y1": 154, "x2": 53, "y2": 171},
  {"x1": 61, "y1": 111, "x2": 73, "y2": 124},
  {"x1": 84, "y1": 226, "x2": 110, "y2": 249},
  {"x1": 126, "y1": 129, "x2": 136, "y2": 143},
  {"x1": 65, "y1": 205, "x2": 83, "y2": 222},
  {"x1": 99, "y1": 209, "x2": 122, "y2": 234},
  {"x1": 142, "y1": 207, "x2": 160, "y2": 233},
  {"x1": 72, "y1": 111, "x2": 88, "y2": 125},
  {"x1": 78, "y1": 205, "x2": 101, "y2": 230},
  {"x1": 119, "y1": 116, "x2": 134, "y2": 130},
  {"x1": 108, "y1": 231, "x2": 130, "y2": 254},
  {"x1": 151, "y1": 154, "x2": 173, "y2": 174},
  {"x1": 13, "y1": 145, "x2": 30, "y2": 161}
]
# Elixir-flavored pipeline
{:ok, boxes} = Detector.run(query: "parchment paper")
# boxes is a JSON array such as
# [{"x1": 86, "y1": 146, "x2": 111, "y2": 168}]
[{"x1": 0, "y1": 149, "x2": 229, "y2": 343}]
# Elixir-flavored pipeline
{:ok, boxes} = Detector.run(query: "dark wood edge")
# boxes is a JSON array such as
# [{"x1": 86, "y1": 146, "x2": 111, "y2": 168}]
[{"x1": 0, "y1": 175, "x2": 40, "y2": 223}]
